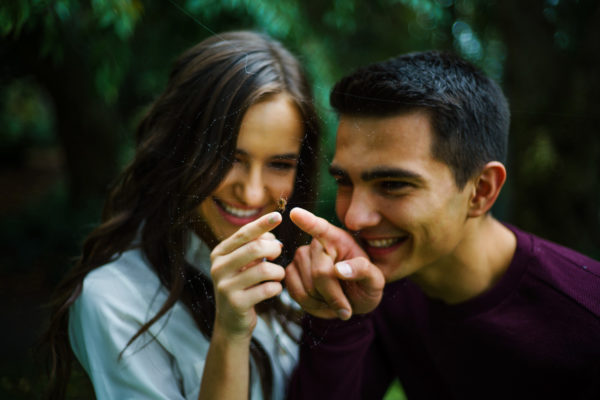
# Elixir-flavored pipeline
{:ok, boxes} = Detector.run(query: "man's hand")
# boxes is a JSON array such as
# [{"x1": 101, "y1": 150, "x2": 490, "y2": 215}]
[{"x1": 285, "y1": 207, "x2": 385, "y2": 320}]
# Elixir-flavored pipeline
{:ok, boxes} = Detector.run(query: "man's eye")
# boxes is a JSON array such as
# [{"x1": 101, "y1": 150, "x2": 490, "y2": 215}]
[{"x1": 378, "y1": 181, "x2": 410, "y2": 192}]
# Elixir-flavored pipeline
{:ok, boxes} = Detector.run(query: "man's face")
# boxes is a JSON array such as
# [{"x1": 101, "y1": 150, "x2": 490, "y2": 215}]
[{"x1": 330, "y1": 111, "x2": 474, "y2": 282}]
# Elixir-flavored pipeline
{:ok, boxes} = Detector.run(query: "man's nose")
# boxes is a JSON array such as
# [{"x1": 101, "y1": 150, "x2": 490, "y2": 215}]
[{"x1": 343, "y1": 189, "x2": 381, "y2": 231}]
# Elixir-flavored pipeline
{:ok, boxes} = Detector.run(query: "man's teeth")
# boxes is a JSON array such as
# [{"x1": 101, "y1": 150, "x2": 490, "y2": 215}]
[
  {"x1": 222, "y1": 202, "x2": 260, "y2": 218},
  {"x1": 366, "y1": 238, "x2": 399, "y2": 248}
]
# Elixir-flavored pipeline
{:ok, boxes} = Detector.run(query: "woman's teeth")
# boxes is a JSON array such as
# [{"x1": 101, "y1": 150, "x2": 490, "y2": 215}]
[
  {"x1": 221, "y1": 202, "x2": 261, "y2": 218},
  {"x1": 366, "y1": 238, "x2": 399, "y2": 248}
]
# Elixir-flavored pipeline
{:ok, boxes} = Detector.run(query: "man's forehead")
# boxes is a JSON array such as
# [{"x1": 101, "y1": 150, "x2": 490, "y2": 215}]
[
  {"x1": 332, "y1": 111, "x2": 435, "y2": 176},
  {"x1": 330, "y1": 150, "x2": 404, "y2": 178},
  {"x1": 337, "y1": 111, "x2": 431, "y2": 141}
]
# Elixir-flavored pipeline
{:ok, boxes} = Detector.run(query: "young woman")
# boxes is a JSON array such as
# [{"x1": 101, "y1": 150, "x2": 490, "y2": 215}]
[{"x1": 44, "y1": 31, "x2": 320, "y2": 400}]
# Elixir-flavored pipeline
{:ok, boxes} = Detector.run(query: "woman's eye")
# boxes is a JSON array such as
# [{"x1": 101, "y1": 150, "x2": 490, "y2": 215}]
[
  {"x1": 268, "y1": 161, "x2": 297, "y2": 171},
  {"x1": 333, "y1": 176, "x2": 352, "y2": 187}
]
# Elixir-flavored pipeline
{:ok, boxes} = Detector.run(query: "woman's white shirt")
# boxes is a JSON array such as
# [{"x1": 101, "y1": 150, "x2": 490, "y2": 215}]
[{"x1": 68, "y1": 233, "x2": 300, "y2": 400}]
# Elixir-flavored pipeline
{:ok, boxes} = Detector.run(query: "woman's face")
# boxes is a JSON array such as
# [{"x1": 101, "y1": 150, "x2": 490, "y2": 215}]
[{"x1": 198, "y1": 93, "x2": 304, "y2": 241}]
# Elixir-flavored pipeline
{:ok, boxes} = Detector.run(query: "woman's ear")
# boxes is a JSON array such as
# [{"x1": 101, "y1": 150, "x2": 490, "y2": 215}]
[{"x1": 467, "y1": 161, "x2": 507, "y2": 218}]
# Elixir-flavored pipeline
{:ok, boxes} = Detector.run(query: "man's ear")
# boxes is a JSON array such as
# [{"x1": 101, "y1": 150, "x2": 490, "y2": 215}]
[{"x1": 467, "y1": 161, "x2": 506, "y2": 218}]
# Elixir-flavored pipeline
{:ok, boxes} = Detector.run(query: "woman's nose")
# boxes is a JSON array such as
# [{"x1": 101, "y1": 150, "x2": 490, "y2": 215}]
[{"x1": 237, "y1": 166, "x2": 266, "y2": 206}]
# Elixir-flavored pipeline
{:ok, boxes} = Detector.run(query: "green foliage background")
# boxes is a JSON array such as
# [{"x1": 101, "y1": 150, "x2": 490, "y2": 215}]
[{"x1": 1, "y1": 0, "x2": 599, "y2": 398}]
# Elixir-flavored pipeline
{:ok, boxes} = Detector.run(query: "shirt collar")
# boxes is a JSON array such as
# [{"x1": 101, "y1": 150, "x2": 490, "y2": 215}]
[{"x1": 184, "y1": 231, "x2": 212, "y2": 277}]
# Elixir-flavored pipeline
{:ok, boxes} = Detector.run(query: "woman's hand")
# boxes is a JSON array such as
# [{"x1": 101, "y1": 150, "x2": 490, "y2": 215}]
[{"x1": 209, "y1": 212, "x2": 284, "y2": 341}]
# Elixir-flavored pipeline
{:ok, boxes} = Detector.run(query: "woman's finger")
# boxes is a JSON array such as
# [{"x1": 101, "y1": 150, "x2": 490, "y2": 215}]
[
  {"x1": 214, "y1": 261, "x2": 285, "y2": 310},
  {"x1": 258, "y1": 231, "x2": 276, "y2": 241},
  {"x1": 211, "y1": 238, "x2": 283, "y2": 281},
  {"x1": 212, "y1": 212, "x2": 282, "y2": 259},
  {"x1": 232, "y1": 261, "x2": 286, "y2": 291},
  {"x1": 238, "y1": 281, "x2": 284, "y2": 307}
]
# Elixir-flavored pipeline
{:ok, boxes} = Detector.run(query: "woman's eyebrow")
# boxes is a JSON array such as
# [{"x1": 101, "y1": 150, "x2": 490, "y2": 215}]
[
  {"x1": 235, "y1": 149, "x2": 298, "y2": 159},
  {"x1": 271, "y1": 153, "x2": 299, "y2": 160}
]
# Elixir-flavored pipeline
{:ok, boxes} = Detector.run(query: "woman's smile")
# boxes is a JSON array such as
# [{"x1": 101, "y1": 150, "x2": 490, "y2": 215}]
[{"x1": 213, "y1": 197, "x2": 264, "y2": 224}]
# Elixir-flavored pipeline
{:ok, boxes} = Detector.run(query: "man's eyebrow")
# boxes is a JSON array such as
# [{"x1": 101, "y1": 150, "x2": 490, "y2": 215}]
[
  {"x1": 361, "y1": 168, "x2": 422, "y2": 181},
  {"x1": 329, "y1": 164, "x2": 421, "y2": 181}
]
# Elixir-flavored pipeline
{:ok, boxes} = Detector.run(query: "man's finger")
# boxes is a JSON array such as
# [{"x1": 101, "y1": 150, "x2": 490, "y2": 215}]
[
  {"x1": 310, "y1": 239, "x2": 353, "y2": 320},
  {"x1": 292, "y1": 245, "x2": 317, "y2": 298},
  {"x1": 334, "y1": 258, "x2": 385, "y2": 290},
  {"x1": 289, "y1": 207, "x2": 331, "y2": 238},
  {"x1": 289, "y1": 208, "x2": 341, "y2": 259},
  {"x1": 313, "y1": 275, "x2": 352, "y2": 320},
  {"x1": 285, "y1": 260, "x2": 336, "y2": 318},
  {"x1": 334, "y1": 258, "x2": 385, "y2": 315}
]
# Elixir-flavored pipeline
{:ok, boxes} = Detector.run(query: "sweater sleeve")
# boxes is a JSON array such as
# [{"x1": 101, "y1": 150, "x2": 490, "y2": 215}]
[{"x1": 287, "y1": 313, "x2": 392, "y2": 400}]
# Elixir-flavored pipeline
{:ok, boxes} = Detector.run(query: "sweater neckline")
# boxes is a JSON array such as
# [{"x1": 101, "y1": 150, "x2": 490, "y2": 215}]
[{"x1": 420, "y1": 223, "x2": 534, "y2": 320}]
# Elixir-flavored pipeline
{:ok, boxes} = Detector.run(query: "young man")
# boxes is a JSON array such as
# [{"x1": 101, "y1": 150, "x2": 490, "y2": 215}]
[{"x1": 284, "y1": 51, "x2": 600, "y2": 399}]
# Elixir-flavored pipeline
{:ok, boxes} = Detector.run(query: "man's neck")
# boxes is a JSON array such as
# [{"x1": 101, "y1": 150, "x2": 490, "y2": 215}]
[{"x1": 409, "y1": 215, "x2": 517, "y2": 305}]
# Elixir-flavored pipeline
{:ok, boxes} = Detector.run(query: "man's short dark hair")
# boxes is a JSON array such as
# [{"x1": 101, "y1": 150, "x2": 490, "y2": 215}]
[{"x1": 330, "y1": 51, "x2": 510, "y2": 188}]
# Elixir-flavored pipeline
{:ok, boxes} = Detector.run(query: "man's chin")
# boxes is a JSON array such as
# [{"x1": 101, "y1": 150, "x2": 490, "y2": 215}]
[{"x1": 375, "y1": 262, "x2": 405, "y2": 283}]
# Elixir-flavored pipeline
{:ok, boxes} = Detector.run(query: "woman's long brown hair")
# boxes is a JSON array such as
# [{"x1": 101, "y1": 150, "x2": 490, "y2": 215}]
[{"x1": 42, "y1": 31, "x2": 320, "y2": 399}]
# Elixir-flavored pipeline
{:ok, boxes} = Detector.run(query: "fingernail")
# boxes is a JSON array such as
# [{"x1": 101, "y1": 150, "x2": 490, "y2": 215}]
[
  {"x1": 268, "y1": 213, "x2": 279, "y2": 224},
  {"x1": 276, "y1": 239, "x2": 283, "y2": 247},
  {"x1": 336, "y1": 262, "x2": 353, "y2": 278},
  {"x1": 338, "y1": 309, "x2": 351, "y2": 320}
]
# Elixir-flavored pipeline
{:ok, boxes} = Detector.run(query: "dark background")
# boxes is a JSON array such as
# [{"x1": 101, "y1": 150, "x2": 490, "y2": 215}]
[{"x1": 1, "y1": 0, "x2": 599, "y2": 398}]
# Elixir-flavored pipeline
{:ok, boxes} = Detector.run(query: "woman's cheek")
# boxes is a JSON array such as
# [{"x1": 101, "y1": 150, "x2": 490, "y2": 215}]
[{"x1": 269, "y1": 171, "x2": 297, "y2": 198}]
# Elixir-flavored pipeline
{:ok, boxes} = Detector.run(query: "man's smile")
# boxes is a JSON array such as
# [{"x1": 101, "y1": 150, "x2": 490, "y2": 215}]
[{"x1": 360, "y1": 235, "x2": 408, "y2": 258}]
